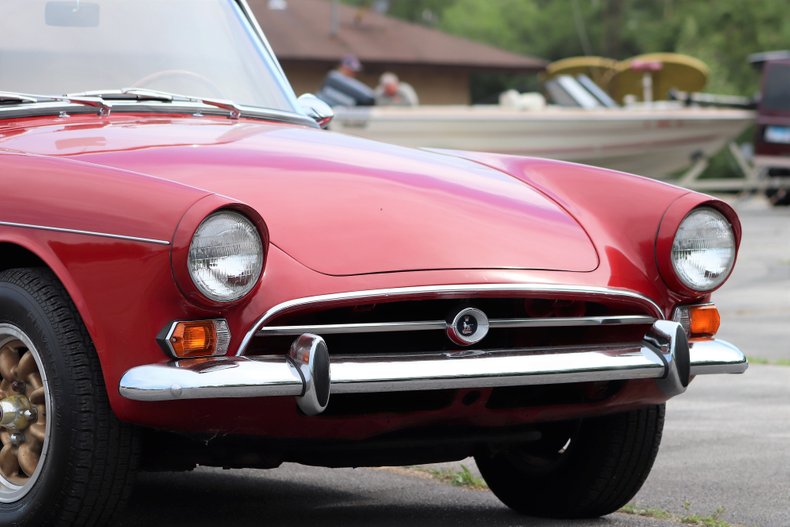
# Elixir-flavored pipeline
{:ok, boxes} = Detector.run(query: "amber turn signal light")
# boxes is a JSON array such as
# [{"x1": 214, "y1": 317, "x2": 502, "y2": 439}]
[
  {"x1": 161, "y1": 319, "x2": 231, "y2": 359},
  {"x1": 688, "y1": 304, "x2": 720, "y2": 338},
  {"x1": 673, "y1": 304, "x2": 720, "y2": 339}
]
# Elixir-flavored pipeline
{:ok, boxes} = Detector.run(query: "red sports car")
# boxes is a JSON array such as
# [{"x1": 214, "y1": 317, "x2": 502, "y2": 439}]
[{"x1": 0, "y1": 1, "x2": 746, "y2": 525}]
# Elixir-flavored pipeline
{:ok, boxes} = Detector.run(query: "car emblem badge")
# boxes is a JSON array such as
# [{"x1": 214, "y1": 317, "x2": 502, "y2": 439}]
[{"x1": 447, "y1": 307, "x2": 489, "y2": 346}]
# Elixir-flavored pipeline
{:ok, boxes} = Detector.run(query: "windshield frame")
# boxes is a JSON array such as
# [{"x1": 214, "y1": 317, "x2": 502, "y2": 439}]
[
  {"x1": 235, "y1": 0, "x2": 302, "y2": 113},
  {"x1": 0, "y1": 0, "x2": 314, "y2": 126}
]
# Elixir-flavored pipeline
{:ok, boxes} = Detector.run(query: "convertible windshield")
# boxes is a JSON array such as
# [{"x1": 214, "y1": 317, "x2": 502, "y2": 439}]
[{"x1": 0, "y1": 0, "x2": 298, "y2": 113}]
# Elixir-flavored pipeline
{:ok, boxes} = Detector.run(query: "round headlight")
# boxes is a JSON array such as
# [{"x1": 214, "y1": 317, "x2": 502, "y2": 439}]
[
  {"x1": 671, "y1": 208, "x2": 736, "y2": 292},
  {"x1": 188, "y1": 211, "x2": 263, "y2": 302}
]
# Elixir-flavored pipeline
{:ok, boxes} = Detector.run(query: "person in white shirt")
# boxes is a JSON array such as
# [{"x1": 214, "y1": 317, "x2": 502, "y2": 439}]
[{"x1": 375, "y1": 72, "x2": 419, "y2": 106}]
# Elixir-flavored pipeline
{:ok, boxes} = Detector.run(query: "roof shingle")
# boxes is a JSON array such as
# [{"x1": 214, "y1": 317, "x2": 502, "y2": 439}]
[{"x1": 250, "y1": 0, "x2": 546, "y2": 71}]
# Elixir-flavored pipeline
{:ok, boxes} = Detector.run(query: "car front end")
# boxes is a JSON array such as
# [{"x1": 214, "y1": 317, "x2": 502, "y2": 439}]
[{"x1": 0, "y1": 0, "x2": 746, "y2": 524}]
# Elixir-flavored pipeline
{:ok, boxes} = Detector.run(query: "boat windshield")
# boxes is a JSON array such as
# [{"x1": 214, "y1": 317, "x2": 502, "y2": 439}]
[
  {"x1": 761, "y1": 63, "x2": 790, "y2": 113},
  {"x1": 0, "y1": 0, "x2": 298, "y2": 114}
]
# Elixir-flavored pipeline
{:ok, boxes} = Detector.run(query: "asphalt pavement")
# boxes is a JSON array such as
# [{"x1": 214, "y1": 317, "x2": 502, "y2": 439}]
[
  {"x1": 715, "y1": 194, "x2": 790, "y2": 363},
  {"x1": 115, "y1": 194, "x2": 790, "y2": 527}
]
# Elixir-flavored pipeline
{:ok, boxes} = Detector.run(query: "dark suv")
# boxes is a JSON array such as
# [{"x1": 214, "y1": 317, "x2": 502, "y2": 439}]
[{"x1": 751, "y1": 52, "x2": 790, "y2": 205}]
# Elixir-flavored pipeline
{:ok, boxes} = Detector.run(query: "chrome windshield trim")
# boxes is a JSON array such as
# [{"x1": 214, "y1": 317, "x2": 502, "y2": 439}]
[
  {"x1": 235, "y1": 0, "x2": 315, "y2": 123},
  {"x1": 0, "y1": 100, "x2": 316, "y2": 127},
  {"x1": 0, "y1": 221, "x2": 170, "y2": 246},
  {"x1": 238, "y1": 284, "x2": 664, "y2": 355},
  {"x1": 256, "y1": 315, "x2": 657, "y2": 337},
  {"x1": 237, "y1": 0, "x2": 290, "y2": 88}
]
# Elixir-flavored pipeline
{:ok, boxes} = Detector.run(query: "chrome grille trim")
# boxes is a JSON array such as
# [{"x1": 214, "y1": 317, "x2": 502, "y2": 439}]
[
  {"x1": 259, "y1": 321, "x2": 446, "y2": 336},
  {"x1": 256, "y1": 315, "x2": 657, "y2": 337},
  {"x1": 237, "y1": 284, "x2": 664, "y2": 356}
]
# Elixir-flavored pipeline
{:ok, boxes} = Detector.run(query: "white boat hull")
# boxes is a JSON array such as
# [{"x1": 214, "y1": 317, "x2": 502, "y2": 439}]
[{"x1": 330, "y1": 105, "x2": 754, "y2": 179}]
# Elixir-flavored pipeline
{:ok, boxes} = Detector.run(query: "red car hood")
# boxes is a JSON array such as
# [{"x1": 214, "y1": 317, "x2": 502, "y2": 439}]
[{"x1": 5, "y1": 116, "x2": 598, "y2": 276}]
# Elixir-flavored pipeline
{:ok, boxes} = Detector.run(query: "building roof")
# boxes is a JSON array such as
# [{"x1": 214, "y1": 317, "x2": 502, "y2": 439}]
[{"x1": 249, "y1": 0, "x2": 546, "y2": 72}]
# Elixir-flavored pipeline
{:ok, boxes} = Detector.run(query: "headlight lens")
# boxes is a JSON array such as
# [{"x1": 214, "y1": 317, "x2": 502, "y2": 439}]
[
  {"x1": 188, "y1": 211, "x2": 263, "y2": 302},
  {"x1": 671, "y1": 208, "x2": 736, "y2": 291}
]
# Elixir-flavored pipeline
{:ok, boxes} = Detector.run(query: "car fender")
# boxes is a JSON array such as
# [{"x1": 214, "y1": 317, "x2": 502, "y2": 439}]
[
  {"x1": 0, "y1": 152, "x2": 213, "y2": 394},
  {"x1": 430, "y1": 150, "x2": 740, "y2": 311}
]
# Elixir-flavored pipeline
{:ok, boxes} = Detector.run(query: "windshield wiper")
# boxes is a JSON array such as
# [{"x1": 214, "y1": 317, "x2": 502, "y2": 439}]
[
  {"x1": 2, "y1": 89, "x2": 289, "y2": 123},
  {"x1": 0, "y1": 92, "x2": 39, "y2": 105},
  {"x1": 67, "y1": 88, "x2": 242, "y2": 119},
  {"x1": 0, "y1": 90, "x2": 111, "y2": 115},
  {"x1": 67, "y1": 88, "x2": 175, "y2": 102}
]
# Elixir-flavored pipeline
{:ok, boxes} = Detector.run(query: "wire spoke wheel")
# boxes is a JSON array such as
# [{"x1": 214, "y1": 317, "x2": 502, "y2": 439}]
[{"x1": 0, "y1": 325, "x2": 51, "y2": 502}]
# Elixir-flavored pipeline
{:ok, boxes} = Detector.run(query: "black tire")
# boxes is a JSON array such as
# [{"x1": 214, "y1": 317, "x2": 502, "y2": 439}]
[
  {"x1": 475, "y1": 404, "x2": 665, "y2": 518},
  {"x1": 0, "y1": 268, "x2": 139, "y2": 526}
]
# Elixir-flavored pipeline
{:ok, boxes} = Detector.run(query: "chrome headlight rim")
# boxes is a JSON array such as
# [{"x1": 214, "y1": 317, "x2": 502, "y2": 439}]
[
  {"x1": 670, "y1": 207, "x2": 737, "y2": 293},
  {"x1": 187, "y1": 210, "x2": 264, "y2": 303},
  {"x1": 655, "y1": 199, "x2": 740, "y2": 297}
]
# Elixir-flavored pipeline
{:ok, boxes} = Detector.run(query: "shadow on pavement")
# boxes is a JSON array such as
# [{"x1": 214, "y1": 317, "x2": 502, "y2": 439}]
[{"x1": 115, "y1": 467, "x2": 650, "y2": 527}]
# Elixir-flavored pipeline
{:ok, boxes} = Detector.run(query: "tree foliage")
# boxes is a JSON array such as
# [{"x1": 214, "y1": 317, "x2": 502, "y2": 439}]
[{"x1": 379, "y1": 0, "x2": 790, "y2": 96}]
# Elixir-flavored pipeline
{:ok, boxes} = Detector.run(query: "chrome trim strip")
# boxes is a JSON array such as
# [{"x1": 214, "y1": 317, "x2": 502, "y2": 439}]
[
  {"x1": 492, "y1": 314, "x2": 655, "y2": 328},
  {"x1": 0, "y1": 101, "x2": 315, "y2": 127},
  {"x1": 238, "y1": 284, "x2": 664, "y2": 355},
  {"x1": 0, "y1": 220, "x2": 170, "y2": 246},
  {"x1": 256, "y1": 315, "x2": 657, "y2": 337},
  {"x1": 237, "y1": 0, "x2": 290, "y2": 86},
  {"x1": 259, "y1": 321, "x2": 446, "y2": 336}
]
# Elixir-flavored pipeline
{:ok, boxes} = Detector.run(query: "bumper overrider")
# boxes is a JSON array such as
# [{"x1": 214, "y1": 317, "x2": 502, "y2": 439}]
[{"x1": 119, "y1": 320, "x2": 747, "y2": 416}]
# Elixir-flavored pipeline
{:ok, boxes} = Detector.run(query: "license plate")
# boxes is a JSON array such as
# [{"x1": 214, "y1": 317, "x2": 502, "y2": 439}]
[{"x1": 765, "y1": 125, "x2": 790, "y2": 144}]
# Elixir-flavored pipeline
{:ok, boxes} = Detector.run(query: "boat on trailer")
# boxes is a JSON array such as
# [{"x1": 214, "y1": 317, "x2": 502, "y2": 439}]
[
  {"x1": 329, "y1": 54, "x2": 754, "y2": 179},
  {"x1": 330, "y1": 103, "x2": 753, "y2": 179}
]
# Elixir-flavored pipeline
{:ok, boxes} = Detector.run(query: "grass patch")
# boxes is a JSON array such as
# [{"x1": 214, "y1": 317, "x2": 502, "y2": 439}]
[
  {"x1": 681, "y1": 503, "x2": 730, "y2": 527},
  {"x1": 620, "y1": 503, "x2": 673, "y2": 520},
  {"x1": 747, "y1": 356, "x2": 790, "y2": 367},
  {"x1": 416, "y1": 464, "x2": 488, "y2": 490},
  {"x1": 621, "y1": 502, "x2": 737, "y2": 527}
]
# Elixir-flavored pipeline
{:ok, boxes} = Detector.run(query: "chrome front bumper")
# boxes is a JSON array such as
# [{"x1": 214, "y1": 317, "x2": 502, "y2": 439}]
[{"x1": 119, "y1": 321, "x2": 747, "y2": 415}]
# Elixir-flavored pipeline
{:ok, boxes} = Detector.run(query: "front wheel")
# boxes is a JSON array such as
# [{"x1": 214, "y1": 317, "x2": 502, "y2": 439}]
[
  {"x1": 475, "y1": 405, "x2": 665, "y2": 518},
  {"x1": 0, "y1": 268, "x2": 139, "y2": 526}
]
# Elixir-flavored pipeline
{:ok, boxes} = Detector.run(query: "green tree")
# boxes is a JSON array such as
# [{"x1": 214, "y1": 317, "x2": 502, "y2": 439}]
[{"x1": 382, "y1": 0, "x2": 789, "y2": 96}]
